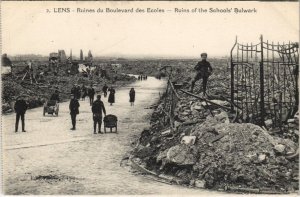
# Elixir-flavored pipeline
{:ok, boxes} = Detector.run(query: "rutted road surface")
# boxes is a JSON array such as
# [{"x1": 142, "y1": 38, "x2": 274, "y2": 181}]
[{"x1": 2, "y1": 76, "x2": 220, "y2": 195}]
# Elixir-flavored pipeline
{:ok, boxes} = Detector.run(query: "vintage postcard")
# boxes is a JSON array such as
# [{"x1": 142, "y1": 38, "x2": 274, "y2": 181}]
[{"x1": 1, "y1": 1, "x2": 299, "y2": 195}]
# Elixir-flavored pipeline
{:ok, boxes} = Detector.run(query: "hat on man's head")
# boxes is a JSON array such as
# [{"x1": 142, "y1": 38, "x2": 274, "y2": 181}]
[
  {"x1": 201, "y1": 52, "x2": 208, "y2": 57},
  {"x1": 97, "y1": 95, "x2": 101, "y2": 99}
]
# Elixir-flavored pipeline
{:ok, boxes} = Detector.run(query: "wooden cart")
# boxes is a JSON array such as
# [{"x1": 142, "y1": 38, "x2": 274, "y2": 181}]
[
  {"x1": 103, "y1": 114, "x2": 118, "y2": 133},
  {"x1": 43, "y1": 100, "x2": 59, "y2": 116}
]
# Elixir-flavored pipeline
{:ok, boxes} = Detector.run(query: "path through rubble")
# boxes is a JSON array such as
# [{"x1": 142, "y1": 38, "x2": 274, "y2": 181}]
[{"x1": 2, "y1": 76, "x2": 221, "y2": 195}]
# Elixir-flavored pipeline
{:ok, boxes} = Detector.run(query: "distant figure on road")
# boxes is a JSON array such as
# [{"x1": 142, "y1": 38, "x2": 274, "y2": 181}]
[
  {"x1": 88, "y1": 85, "x2": 95, "y2": 106},
  {"x1": 69, "y1": 94, "x2": 80, "y2": 130},
  {"x1": 14, "y1": 96, "x2": 28, "y2": 132},
  {"x1": 71, "y1": 84, "x2": 77, "y2": 97},
  {"x1": 81, "y1": 84, "x2": 87, "y2": 101},
  {"x1": 108, "y1": 87, "x2": 115, "y2": 106},
  {"x1": 50, "y1": 90, "x2": 60, "y2": 102},
  {"x1": 190, "y1": 52, "x2": 213, "y2": 96},
  {"x1": 102, "y1": 83, "x2": 108, "y2": 98},
  {"x1": 129, "y1": 88, "x2": 135, "y2": 106},
  {"x1": 92, "y1": 95, "x2": 106, "y2": 134},
  {"x1": 76, "y1": 85, "x2": 81, "y2": 100}
]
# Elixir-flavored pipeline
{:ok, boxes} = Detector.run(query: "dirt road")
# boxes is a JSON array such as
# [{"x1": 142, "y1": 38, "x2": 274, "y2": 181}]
[{"x1": 2, "y1": 76, "x2": 221, "y2": 195}]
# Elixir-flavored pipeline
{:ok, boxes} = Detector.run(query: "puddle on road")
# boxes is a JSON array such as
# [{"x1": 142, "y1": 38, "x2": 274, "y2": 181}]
[{"x1": 31, "y1": 173, "x2": 82, "y2": 185}]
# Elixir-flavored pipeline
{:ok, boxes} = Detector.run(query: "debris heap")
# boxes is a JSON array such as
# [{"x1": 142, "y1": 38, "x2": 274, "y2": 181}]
[{"x1": 130, "y1": 61, "x2": 298, "y2": 193}]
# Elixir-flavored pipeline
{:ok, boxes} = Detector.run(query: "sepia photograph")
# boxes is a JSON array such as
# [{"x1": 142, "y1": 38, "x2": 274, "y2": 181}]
[{"x1": 1, "y1": 1, "x2": 299, "y2": 195}]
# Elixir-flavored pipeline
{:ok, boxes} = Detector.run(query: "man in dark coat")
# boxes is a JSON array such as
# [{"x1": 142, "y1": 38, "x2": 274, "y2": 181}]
[
  {"x1": 88, "y1": 85, "x2": 95, "y2": 106},
  {"x1": 14, "y1": 96, "x2": 28, "y2": 132},
  {"x1": 102, "y1": 84, "x2": 108, "y2": 98},
  {"x1": 108, "y1": 87, "x2": 115, "y2": 106},
  {"x1": 71, "y1": 84, "x2": 77, "y2": 96},
  {"x1": 50, "y1": 90, "x2": 60, "y2": 102},
  {"x1": 190, "y1": 53, "x2": 213, "y2": 96},
  {"x1": 75, "y1": 85, "x2": 81, "y2": 100},
  {"x1": 129, "y1": 88, "x2": 135, "y2": 106},
  {"x1": 69, "y1": 94, "x2": 80, "y2": 130},
  {"x1": 81, "y1": 84, "x2": 87, "y2": 101},
  {"x1": 92, "y1": 95, "x2": 106, "y2": 134}
]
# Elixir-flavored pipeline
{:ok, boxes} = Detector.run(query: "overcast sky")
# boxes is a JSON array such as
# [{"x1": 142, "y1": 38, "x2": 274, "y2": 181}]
[{"x1": 2, "y1": 1, "x2": 299, "y2": 58}]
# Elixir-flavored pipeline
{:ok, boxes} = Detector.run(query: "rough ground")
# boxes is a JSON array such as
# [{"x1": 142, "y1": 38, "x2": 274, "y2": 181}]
[
  {"x1": 2, "y1": 62, "x2": 135, "y2": 113},
  {"x1": 129, "y1": 63, "x2": 299, "y2": 193},
  {"x1": 2, "y1": 76, "x2": 221, "y2": 195}
]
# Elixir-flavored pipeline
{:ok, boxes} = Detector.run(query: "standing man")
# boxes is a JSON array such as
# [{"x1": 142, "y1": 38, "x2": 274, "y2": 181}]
[
  {"x1": 129, "y1": 88, "x2": 135, "y2": 106},
  {"x1": 92, "y1": 95, "x2": 106, "y2": 134},
  {"x1": 71, "y1": 84, "x2": 77, "y2": 96},
  {"x1": 14, "y1": 96, "x2": 28, "y2": 132},
  {"x1": 76, "y1": 85, "x2": 81, "y2": 100},
  {"x1": 81, "y1": 84, "x2": 87, "y2": 101},
  {"x1": 190, "y1": 52, "x2": 213, "y2": 96},
  {"x1": 102, "y1": 83, "x2": 108, "y2": 98},
  {"x1": 69, "y1": 94, "x2": 80, "y2": 130},
  {"x1": 108, "y1": 86, "x2": 116, "y2": 106},
  {"x1": 88, "y1": 85, "x2": 95, "y2": 106}
]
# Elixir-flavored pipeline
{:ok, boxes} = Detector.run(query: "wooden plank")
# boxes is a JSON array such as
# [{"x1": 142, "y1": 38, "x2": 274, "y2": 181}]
[
  {"x1": 168, "y1": 80, "x2": 181, "y2": 100},
  {"x1": 179, "y1": 89, "x2": 232, "y2": 111}
]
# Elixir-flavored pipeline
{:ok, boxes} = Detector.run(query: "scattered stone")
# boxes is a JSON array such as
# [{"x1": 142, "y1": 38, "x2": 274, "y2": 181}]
[
  {"x1": 274, "y1": 144, "x2": 285, "y2": 153},
  {"x1": 287, "y1": 119, "x2": 295, "y2": 123},
  {"x1": 180, "y1": 136, "x2": 196, "y2": 145},
  {"x1": 161, "y1": 129, "x2": 172, "y2": 137},
  {"x1": 258, "y1": 154, "x2": 267, "y2": 162},
  {"x1": 265, "y1": 119, "x2": 273, "y2": 128},
  {"x1": 166, "y1": 144, "x2": 197, "y2": 166},
  {"x1": 195, "y1": 179, "x2": 206, "y2": 188},
  {"x1": 201, "y1": 100, "x2": 230, "y2": 107}
]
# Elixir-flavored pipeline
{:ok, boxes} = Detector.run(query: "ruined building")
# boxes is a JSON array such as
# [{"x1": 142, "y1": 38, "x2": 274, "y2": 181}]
[
  {"x1": 49, "y1": 50, "x2": 67, "y2": 63},
  {"x1": 85, "y1": 50, "x2": 93, "y2": 62},
  {"x1": 80, "y1": 49, "x2": 83, "y2": 61}
]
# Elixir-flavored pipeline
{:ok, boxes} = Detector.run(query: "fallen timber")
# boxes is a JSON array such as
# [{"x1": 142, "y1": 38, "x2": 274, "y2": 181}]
[{"x1": 179, "y1": 89, "x2": 232, "y2": 111}]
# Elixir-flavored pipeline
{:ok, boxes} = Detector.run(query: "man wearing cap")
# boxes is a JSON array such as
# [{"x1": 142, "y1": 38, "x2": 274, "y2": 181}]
[
  {"x1": 69, "y1": 94, "x2": 80, "y2": 130},
  {"x1": 14, "y1": 96, "x2": 28, "y2": 132},
  {"x1": 92, "y1": 95, "x2": 106, "y2": 134},
  {"x1": 190, "y1": 52, "x2": 213, "y2": 95}
]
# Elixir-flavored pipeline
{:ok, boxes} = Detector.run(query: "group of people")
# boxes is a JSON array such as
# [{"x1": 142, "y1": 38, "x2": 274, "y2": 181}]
[
  {"x1": 71, "y1": 84, "x2": 95, "y2": 105},
  {"x1": 68, "y1": 85, "x2": 135, "y2": 133},
  {"x1": 138, "y1": 75, "x2": 147, "y2": 80},
  {"x1": 68, "y1": 92, "x2": 107, "y2": 133},
  {"x1": 14, "y1": 52, "x2": 212, "y2": 134},
  {"x1": 13, "y1": 85, "x2": 135, "y2": 134}
]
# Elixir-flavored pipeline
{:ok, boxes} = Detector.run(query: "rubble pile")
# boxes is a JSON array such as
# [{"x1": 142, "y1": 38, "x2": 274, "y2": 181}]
[
  {"x1": 267, "y1": 113, "x2": 299, "y2": 143},
  {"x1": 130, "y1": 61, "x2": 298, "y2": 193},
  {"x1": 2, "y1": 62, "x2": 135, "y2": 113},
  {"x1": 133, "y1": 108, "x2": 299, "y2": 193}
]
